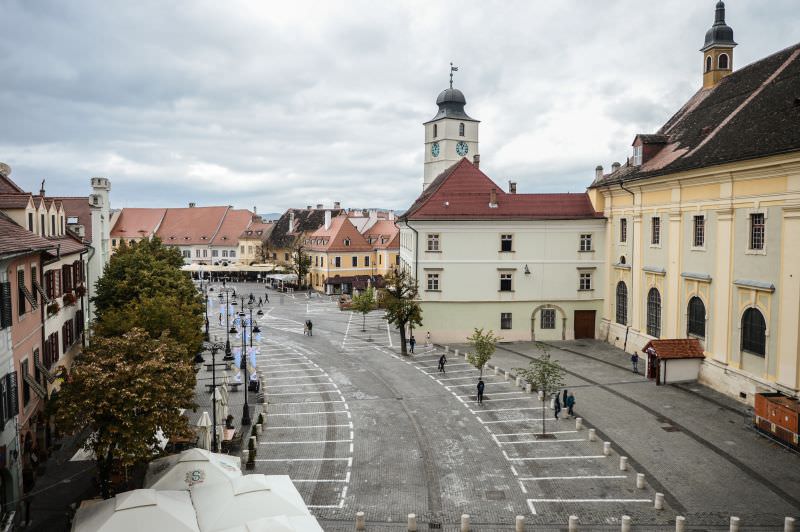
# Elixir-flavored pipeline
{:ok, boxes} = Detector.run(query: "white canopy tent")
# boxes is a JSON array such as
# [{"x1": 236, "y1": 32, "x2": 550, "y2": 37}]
[
  {"x1": 144, "y1": 449, "x2": 241, "y2": 491},
  {"x1": 195, "y1": 412, "x2": 212, "y2": 451},
  {"x1": 71, "y1": 489, "x2": 199, "y2": 532},
  {"x1": 190, "y1": 475, "x2": 314, "y2": 532}
]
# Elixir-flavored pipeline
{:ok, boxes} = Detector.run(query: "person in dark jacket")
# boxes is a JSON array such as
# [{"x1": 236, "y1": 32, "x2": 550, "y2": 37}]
[
  {"x1": 306, "y1": 320, "x2": 313, "y2": 336},
  {"x1": 409, "y1": 336, "x2": 416, "y2": 354},
  {"x1": 566, "y1": 392, "x2": 576, "y2": 418},
  {"x1": 562, "y1": 389, "x2": 568, "y2": 407},
  {"x1": 631, "y1": 352, "x2": 639, "y2": 374},
  {"x1": 554, "y1": 393, "x2": 561, "y2": 420},
  {"x1": 438, "y1": 353, "x2": 447, "y2": 373},
  {"x1": 477, "y1": 379, "x2": 485, "y2": 404}
]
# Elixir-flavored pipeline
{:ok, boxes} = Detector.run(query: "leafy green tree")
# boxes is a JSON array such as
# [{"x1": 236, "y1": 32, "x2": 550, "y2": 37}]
[
  {"x1": 351, "y1": 286, "x2": 376, "y2": 331},
  {"x1": 514, "y1": 344, "x2": 566, "y2": 437},
  {"x1": 292, "y1": 243, "x2": 312, "y2": 289},
  {"x1": 54, "y1": 329, "x2": 195, "y2": 498},
  {"x1": 467, "y1": 328, "x2": 500, "y2": 378},
  {"x1": 383, "y1": 270, "x2": 422, "y2": 355}
]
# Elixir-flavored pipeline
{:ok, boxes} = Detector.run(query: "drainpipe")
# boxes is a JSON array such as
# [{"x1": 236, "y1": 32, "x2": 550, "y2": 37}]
[
  {"x1": 79, "y1": 248, "x2": 88, "y2": 348},
  {"x1": 404, "y1": 220, "x2": 420, "y2": 282},
  {"x1": 619, "y1": 180, "x2": 635, "y2": 353}
]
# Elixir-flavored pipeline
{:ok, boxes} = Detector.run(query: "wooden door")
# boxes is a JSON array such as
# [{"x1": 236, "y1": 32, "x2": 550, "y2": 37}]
[{"x1": 573, "y1": 310, "x2": 596, "y2": 339}]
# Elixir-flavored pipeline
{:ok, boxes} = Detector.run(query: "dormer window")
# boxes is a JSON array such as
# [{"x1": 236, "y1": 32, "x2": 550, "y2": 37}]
[
  {"x1": 344, "y1": 238, "x2": 351, "y2": 247},
  {"x1": 633, "y1": 145, "x2": 643, "y2": 166},
  {"x1": 459, "y1": 122, "x2": 465, "y2": 136}
]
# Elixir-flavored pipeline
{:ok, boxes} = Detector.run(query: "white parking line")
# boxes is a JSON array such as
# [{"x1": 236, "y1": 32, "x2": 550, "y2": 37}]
[
  {"x1": 497, "y1": 439, "x2": 586, "y2": 444},
  {"x1": 259, "y1": 362, "x2": 315, "y2": 367},
  {"x1": 270, "y1": 400, "x2": 345, "y2": 405},
  {"x1": 520, "y1": 475, "x2": 628, "y2": 481},
  {"x1": 528, "y1": 498, "x2": 652, "y2": 503},
  {"x1": 292, "y1": 478, "x2": 348, "y2": 482},
  {"x1": 457, "y1": 391, "x2": 524, "y2": 397},
  {"x1": 265, "y1": 424, "x2": 351, "y2": 429},
  {"x1": 267, "y1": 411, "x2": 348, "y2": 416},
  {"x1": 267, "y1": 375, "x2": 329, "y2": 381},
  {"x1": 472, "y1": 407, "x2": 544, "y2": 413},
  {"x1": 261, "y1": 440, "x2": 352, "y2": 444},
  {"x1": 479, "y1": 418, "x2": 544, "y2": 424},
  {"x1": 265, "y1": 382, "x2": 336, "y2": 388},
  {"x1": 256, "y1": 457, "x2": 352, "y2": 462},
  {"x1": 493, "y1": 430, "x2": 578, "y2": 436},
  {"x1": 266, "y1": 390, "x2": 339, "y2": 396},
  {"x1": 263, "y1": 368, "x2": 324, "y2": 374},
  {"x1": 505, "y1": 455, "x2": 606, "y2": 461},
  {"x1": 423, "y1": 369, "x2": 474, "y2": 375}
]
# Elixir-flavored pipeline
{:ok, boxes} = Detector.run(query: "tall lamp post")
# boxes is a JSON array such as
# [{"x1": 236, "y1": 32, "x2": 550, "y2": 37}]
[
  {"x1": 201, "y1": 284, "x2": 210, "y2": 342},
  {"x1": 218, "y1": 287, "x2": 236, "y2": 360},
  {"x1": 202, "y1": 340, "x2": 224, "y2": 452},
  {"x1": 238, "y1": 297, "x2": 262, "y2": 426}
]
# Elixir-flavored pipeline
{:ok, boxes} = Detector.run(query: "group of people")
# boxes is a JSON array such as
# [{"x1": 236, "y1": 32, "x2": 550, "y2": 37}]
[
  {"x1": 553, "y1": 389, "x2": 576, "y2": 420},
  {"x1": 303, "y1": 320, "x2": 313, "y2": 336}
]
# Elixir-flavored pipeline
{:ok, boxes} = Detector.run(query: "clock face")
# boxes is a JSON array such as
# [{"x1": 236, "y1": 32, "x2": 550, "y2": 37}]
[
  {"x1": 431, "y1": 142, "x2": 440, "y2": 157},
  {"x1": 456, "y1": 141, "x2": 469, "y2": 156}
]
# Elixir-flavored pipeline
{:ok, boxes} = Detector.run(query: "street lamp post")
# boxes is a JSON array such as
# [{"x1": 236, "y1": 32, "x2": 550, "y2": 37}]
[
  {"x1": 218, "y1": 288, "x2": 236, "y2": 360},
  {"x1": 202, "y1": 340, "x2": 224, "y2": 452},
  {"x1": 238, "y1": 298, "x2": 262, "y2": 427}
]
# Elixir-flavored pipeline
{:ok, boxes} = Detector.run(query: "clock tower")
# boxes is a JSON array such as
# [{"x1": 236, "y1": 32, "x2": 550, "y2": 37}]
[{"x1": 423, "y1": 73, "x2": 479, "y2": 189}]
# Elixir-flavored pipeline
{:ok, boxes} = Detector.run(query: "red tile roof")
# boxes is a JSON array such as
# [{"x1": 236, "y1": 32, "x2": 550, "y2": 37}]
[
  {"x1": 111, "y1": 208, "x2": 167, "y2": 239},
  {"x1": 211, "y1": 209, "x2": 253, "y2": 245},
  {"x1": 156, "y1": 206, "x2": 230, "y2": 246},
  {"x1": 240, "y1": 220, "x2": 274, "y2": 239},
  {"x1": 46, "y1": 234, "x2": 87, "y2": 258},
  {"x1": 643, "y1": 339, "x2": 705, "y2": 359},
  {"x1": 403, "y1": 159, "x2": 602, "y2": 221},
  {"x1": 362, "y1": 219, "x2": 399, "y2": 250},
  {"x1": 0, "y1": 194, "x2": 33, "y2": 209},
  {"x1": 0, "y1": 212, "x2": 55, "y2": 257},
  {"x1": 306, "y1": 214, "x2": 372, "y2": 252},
  {"x1": 52, "y1": 197, "x2": 94, "y2": 242},
  {"x1": 0, "y1": 173, "x2": 24, "y2": 194}
]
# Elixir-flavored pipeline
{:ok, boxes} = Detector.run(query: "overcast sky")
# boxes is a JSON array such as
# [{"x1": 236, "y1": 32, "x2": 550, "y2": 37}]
[{"x1": 1, "y1": 1, "x2": 798, "y2": 214}]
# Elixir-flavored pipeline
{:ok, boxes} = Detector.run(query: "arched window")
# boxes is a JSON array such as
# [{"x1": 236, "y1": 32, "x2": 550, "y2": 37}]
[
  {"x1": 459, "y1": 122, "x2": 465, "y2": 136},
  {"x1": 433, "y1": 124, "x2": 438, "y2": 138},
  {"x1": 646, "y1": 288, "x2": 661, "y2": 338},
  {"x1": 706, "y1": 56, "x2": 712, "y2": 72},
  {"x1": 718, "y1": 53, "x2": 729, "y2": 69},
  {"x1": 619, "y1": 255, "x2": 626, "y2": 265},
  {"x1": 615, "y1": 282, "x2": 628, "y2": 325},
  {"x1": 687, "y1": 297, "x2": 706, "y2": 338},
  {"x1": 741, "y1": 308, "x2": 766, "y2": 357}
]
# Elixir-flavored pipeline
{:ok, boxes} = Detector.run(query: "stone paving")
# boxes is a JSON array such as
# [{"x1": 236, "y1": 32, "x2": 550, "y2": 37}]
[{"x1": 193, "y1": 282, "x2": 800, "y2": 531}]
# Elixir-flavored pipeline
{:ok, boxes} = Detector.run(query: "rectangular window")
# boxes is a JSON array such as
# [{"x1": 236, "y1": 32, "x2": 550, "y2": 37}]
[
  {"x1": 500, "y1": 234, "x2": 513, "y2": 252},
  {"x1": 182, "y1": 250, "x2": 190, "y2": 258},
  {"x1": 248, "y1": 246, "x2": 253, "y2": 254},
  {"x1": 229, "y1": 250, "x2": 235, "y2": 257},
  {"x1": 579, "y1": 234, "x2": 593, "y2": 252},
  {"x1": 21, "y1": 361, "x2": 30, "y2": 406},
  {"x1": 541, "y1": 309, "x2": 556, "y2": 329},
  {"x1": 284, "y1": 253, "x2": 289, "y2": 261},
  {"x1": 335, "y1": 256, "x2": 341, "y2": 268},
  {"x1": 51, "y1": 214, "x2": 56, "y2": 235},
  {"x1": 426, "y1": 273, "x2": 440, "y2": 291},
  {"x1": 364, "y1": 256, "x2": 370, "y2": 267},
  {"x1": 221, "y1": 250, "x2": 227, "y2": 257},
  {"x1": 212, "y1": 250, "x2": 218, "y2": 257},
  {"x1": 620, "y1": 218, "x2": 628, "y2": 243},
  {"x1": 500, "y1": 313, "x2": 512, "y2": 330},
  {"x1": 499, "y1": 273, "x2": 513, "y2": 291},
  {"x1": 240, "y1": 246, "x2": 245, "y2": 254},
  {"x1": 693, "y1": 216, "x2": 705, "y2": 247},
  {"x1": 17, "y1": 270, "x2": 25, "y2": 316},
  {"x1": 40, "y1": 214, "x2": 45, "y2": 236},
  {"x1": 315, "y1": 256, "x2": 319, "y2": 267},
  {"x1": 195, "y1": 249, "x2": 201, "y2": 258},
  {"x1": 633, "y1": 145, "x2": 643, "y2": 165},
  {"x1": 27, "y1": 213, "x2": 33, "y2": 231},
  {"x1": 30, "y1": 266, "x2": 38, "y2": 304},
  {"x1": 651, "y1": 217, "x2": 661, "y2": 245},
  {"x1": 750, "y1": 213, "x2": 765, "y2": 250},
  {"x1": 351, "y1": 256, "x2": 357, "y2": 267},
  {"x1": 427, "y1": 234, "x2": 440, "y2": 252},
  {"x1": 579, "y1": 272, "x2": 593, "y2": 290},
  {"x1": 320, "y1": 256, "x2": 324, "y2": 267},
  {"x1": 202, "y1": 249, "x2": 208, "y2": 257},
  {"x1": 395, "y1": 255, "x2": 400, "y2": 265}
]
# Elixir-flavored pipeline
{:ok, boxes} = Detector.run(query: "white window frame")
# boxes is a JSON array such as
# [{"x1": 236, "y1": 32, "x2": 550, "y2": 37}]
[
  {"x1": 651, "y1": 216, "x2": 661, "y2": 246},
  {"x1": 633, "y1": 145, "x2": 643, "y2": 166},
  {"x1": 579, "y1": 272, "x2": 593, "y2": 291},
  {"x1": 499, "y1": 273, "x2": 513, "y2": 292},
  {"x1": 500, "y1": 234, "x2": 513, "y2": 252},
  {"x1": 427, "y1": 233, "x2": 440, "y2": 252},
  {"x1": 426, "y1": 273, "x2": 440, "y2": 291},
  {"x1": 579, "y1": 233, "x2": 593, "y2": 252},
  {"x1": 692, "y1": 215, "x2": 706, "y2": 250}
]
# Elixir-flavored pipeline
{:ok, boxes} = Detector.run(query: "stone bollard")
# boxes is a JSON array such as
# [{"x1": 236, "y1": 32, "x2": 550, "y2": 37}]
[
  {"x1": 407, "y1": 513, "x2": 417, "y2": 531},
  {"x1": 603, "y1": 442, "x2": 612, "y2": 456},
  {"x1": 255, "y1": 423, "x2": 263, "y2": 435},
  {"x1": 356, "y1": 511, "x2": 365, "y2": 530},
  {"x1": 494, "y1": 366, "x2": 499, "y2": 375},
  {"x1": 515, "y1": 515, "x2": 525, "y2": 532},
  {"x1": 249, "y1": 436, "x2": 257, "y2": 449},
  {"x1": 621, "y1": 515, "x2": 631, "y2": 532},
  {"x1": 444, "y1": 345, "x2": 449, "y2": 353},
  {"x1": 785, "y1": 517, "x2": 796, "y2": 532},
  {"x1": 516, "y1": 376, "x2": 522, "y2": 387},
  {"x1": 568, "y1": 515, "x2": 579, "y2": 531},
  {"x1": 675, "y1": 516, "x2": 686, "y2": 532},
  {"x1": 730, "y1": 516, "x2": 740, "y2": 532},
  {"x1": 588, "y1": 428, "x2": 596, "y2": 441},
  {"x1": 241, "y1": 450, "x2": 249, "y2": 463},
  {"x1": 460, "y1": 514, "x2": 470, "y2": 532},
  {"x1": 464, "y1": 351, "x2": 469, "y2": 360},
  {"x1": 620, "y1": 456, "x2": 628, "y2": 471},
  {"x1": 454, "y1": 349, "x2": 459, "y2": 358},
  {"x1": 636, "y1": 473, "x2": 645, "y2": 489},
  {"x1": 526, "y1": 382, "x2": 533, "y2": 393},
  {"x1": 654, "y1": 492, "x2": 665, "y2": 510},
  {"x1": 576, "y1": 417, "x2": 583, "y2": 430}
]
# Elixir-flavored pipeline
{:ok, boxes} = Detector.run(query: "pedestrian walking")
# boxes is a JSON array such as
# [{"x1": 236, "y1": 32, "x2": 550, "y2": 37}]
[
  {"x1": 303, "y1": 321, "x2": 308, "y2": 336},
  {"x1": 307, "y1": 320, "x2": 313, "y2": 336},
  {"x1": 218, "y1": 313, "x2": 222, "y2": 325},
  {"x1": 426, "y1": 331, "x2": 431, "y2": 347},
  {"x1": 258, "y1": 297, "x2": 262, "y2": 307},
  {"x1": 438, "y1": 353, "x2": 447, "y2": 373},
  {"x1": 554, "y1": 393, "x2": 561, "y2": 420},
  {"x1": 477, "y1": 379, "x2": 485, "y2": 404},
  {"x1": 631, "y1": 352, "x2": 640, "y2": 374},
  {"x1": 265, "y1": 292, "x2": 269, "y2": 303},
  {"x1": 409, "y1": 336, "x2": 416, "y2": 354},
  {"x1": 562, "y1": 389, "x2": 568, "y2": 407},
  {"x1": 566, "y1": 392, "x2": 576, "y2": 418}
]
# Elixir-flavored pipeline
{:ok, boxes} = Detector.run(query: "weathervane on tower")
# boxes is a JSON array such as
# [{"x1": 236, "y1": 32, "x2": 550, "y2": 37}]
[{"x1": 449, "y1": 62, "x2": 458, "y2": 89}]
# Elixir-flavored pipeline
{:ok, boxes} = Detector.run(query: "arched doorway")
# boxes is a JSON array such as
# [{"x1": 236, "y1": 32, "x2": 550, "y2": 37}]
[{"x1": 531, "y1": 304, "x2": 567, "y2": 341}]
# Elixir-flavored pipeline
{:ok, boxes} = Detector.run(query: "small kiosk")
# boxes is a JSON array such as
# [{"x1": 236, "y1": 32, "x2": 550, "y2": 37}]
[{"x1": 643, "y1": 339, "x2": 705, "y2": 385}]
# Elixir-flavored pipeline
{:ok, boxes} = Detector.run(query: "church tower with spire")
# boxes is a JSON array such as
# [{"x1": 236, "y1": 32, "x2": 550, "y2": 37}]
[
  {"x1": 701, "y1": 1, "x2": 736, "y2": 89},
  {"x1": 423, "y1": 65, "x2": 480, "y2": 189}
]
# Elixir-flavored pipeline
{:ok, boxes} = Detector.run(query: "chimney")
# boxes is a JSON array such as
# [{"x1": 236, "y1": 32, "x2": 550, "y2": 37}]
[
  {"x1": 289, "y1": 211, "x2": 295, "y2": 230},
  {"x1": 508, "y1": 181, "x2": 517, "y2": 194},
  {"x1": 253, "y1": 205, "x2": 257, "y2": 214},
  {"x1": 306, "y1": 205, "x2": 312, "y2": 210},
  {"x1": 316, "y1": 203, "x2": 323, "y2": 209},
  {"x1": 595, "y1": 165, "x2": 604, "y2": 180},
  {"x1": 473, "y1": 154, "x2": 480, "y2": 169},
  {"x1": 611, "y1": 162, "x2": 621, "y2": 173},
  {"x1": 333, "y1": 201, "x2": 341, "y2": 209},
  {"x1": 489, "y1": 188, "x2": 497, "y2": 207},
  {"x1": 189, "y1": 202, "x2": 196, "y2": 208},
  {"x1": 389, "y1": 211, "x2": 395, "y2": 221},
  {"x1": 324, "y1": 210, "x2": 331, "y2": 230}
]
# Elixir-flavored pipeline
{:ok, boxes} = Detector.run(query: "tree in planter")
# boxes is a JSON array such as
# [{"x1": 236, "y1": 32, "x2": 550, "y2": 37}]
[
  {"x1": 54, "y1": 328, "x2": 195, "y2": 498},
  {"x1": 466, "y1": 328, "x2": 501, "y2": 378},
  {"x1": 514, "y1": 344, "x2": 566, "y2": 438},
  {"x1": 291, "y1": 243, "x2": 312, "y2": 289},
  {"x1": 350, "y1": 287, "x2": 375, "y2": 332},
  {"x1": 46, "y1": 301, "x2": 61, "y2": 316},
  {"x1": 383, "y1": 270, "x2": 422, "y2": 356}
]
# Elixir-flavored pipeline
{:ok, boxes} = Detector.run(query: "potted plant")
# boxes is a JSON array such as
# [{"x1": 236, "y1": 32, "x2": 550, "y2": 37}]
[
  {"x1": 75, "y1": 285, "x2": 86, "y2": 298},
  {"x1": 63, "y1": 292, "x2": 77, "y2": 306},
  {"x1": 46, "y1": 301, "x2": 60, "y2": 316}
]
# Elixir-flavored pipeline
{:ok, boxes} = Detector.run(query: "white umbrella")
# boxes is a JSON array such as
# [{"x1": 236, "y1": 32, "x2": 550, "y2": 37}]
[
  {"x1": 215, "y1": 516, "x2": 324, "y2": 532},
  {"x1": 212, "y1": 389, "x2": 226, "y2": 430},
  {"x1": 220, "y1": 375, "x2": 230, "y2": 406},
  {"x1": 191, "y1": 475, "x2": 310, "y2": 532},
  {"x1": 195, "y1": 412, "x2": 212, "y2": 451},
  {"x1": 72, "y1": 489, "x2": 200, "y2": 532},
  {"x1": 144, "y1": 449, "x2": 241, "y2": 491}
]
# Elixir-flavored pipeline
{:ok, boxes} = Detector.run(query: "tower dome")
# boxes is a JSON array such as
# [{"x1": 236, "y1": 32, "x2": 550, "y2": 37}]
[
  {"x1": 701, "y1": 1, "x2": 736, "y2": 52},
  {"x1": 430, "y1": 87, "x2": 475, "y2": 121}
]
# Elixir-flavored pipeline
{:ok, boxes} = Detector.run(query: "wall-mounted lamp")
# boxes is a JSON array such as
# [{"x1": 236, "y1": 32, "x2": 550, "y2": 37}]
[{"x1": 524, "y1": 265, "x2": 531, "y2": 275}]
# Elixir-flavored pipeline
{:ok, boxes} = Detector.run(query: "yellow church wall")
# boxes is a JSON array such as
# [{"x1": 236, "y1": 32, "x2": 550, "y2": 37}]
[
  {"x1": 681, "y1": 183, "x2": 720, "y2": 202},
  {"x1": 641, "y1": 189, "x2": 672, "y2": 206},
  {"x1": 732, "y1": 176, "x2": 786, "y2": 197}
]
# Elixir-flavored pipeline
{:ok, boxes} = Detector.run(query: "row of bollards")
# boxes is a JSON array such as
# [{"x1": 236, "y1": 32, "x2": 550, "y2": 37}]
[{"x1": 354, "y1": 513, "x2": 796, "y2": 531}]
